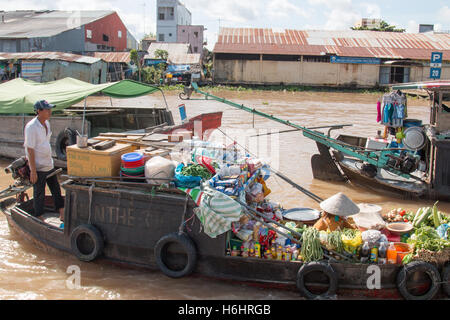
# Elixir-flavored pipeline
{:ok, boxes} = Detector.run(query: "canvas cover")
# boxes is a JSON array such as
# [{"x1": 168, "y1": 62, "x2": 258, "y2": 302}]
[{"x1": 0, "y1": 77, "x2": 160, "y2": 114}]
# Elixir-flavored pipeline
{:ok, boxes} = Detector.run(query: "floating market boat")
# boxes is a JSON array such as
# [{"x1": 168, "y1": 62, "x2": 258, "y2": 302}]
[
  {"x1": 0, "y1": 138, "x2": 448, "y2": 300},
  {"x1": 0, "y1": 77, "x2": 222, "y2": 167},
  {"x1": 180, "y1": 81, "x2": 450, "y2": 201},
  {"x1": 310, "y1": 81, "x2": 450, "y2": 201}
]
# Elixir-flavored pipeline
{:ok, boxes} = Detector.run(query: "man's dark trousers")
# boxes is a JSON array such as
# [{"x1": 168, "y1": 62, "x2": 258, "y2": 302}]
[{"x1": 33, "y1": 169, "x2": 64, "y2": 217}]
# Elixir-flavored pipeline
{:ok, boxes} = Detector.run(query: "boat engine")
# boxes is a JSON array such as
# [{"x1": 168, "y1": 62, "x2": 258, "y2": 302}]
[
  {"x1": 385, "y1": 152, "x2": 419, "y2": 174},
  {"x1": 4, "y1": 156, "x2": 30, "y2": 185}
]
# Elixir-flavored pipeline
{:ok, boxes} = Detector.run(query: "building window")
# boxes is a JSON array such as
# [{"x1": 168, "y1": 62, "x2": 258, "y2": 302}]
[
  {"x1": 158, "y1": 7, "x2": 174, "y2": 20},
  {"x1": 194, "y1": 46, "x2": 198, "y2": 53},
  {"x1": 182, "y1": 29, "x2": 185, "y2": 33},
  {"x1": 158, "y1": 34, "x2": 165, "y2": 42},
  {"x1": 86, "y1": 29, "x2": 92, "y2": 39},
  {"x1": 194, "y1": 32, "x2": 198, "y2": 38},
  {"x1": 118, "y1": 30, "x2": 122, "y2": 38},
  {"x1": 103, "y1": 34, "x2": 109, "y2": 42},
  {"x1": 169, "y1": 33, "x2": 172, "y2": 37}
]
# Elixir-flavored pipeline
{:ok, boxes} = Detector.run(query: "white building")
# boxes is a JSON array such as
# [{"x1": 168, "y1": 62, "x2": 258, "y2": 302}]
[{"x1": 156, "y1": 0, "x2": 192, "y2": 43}]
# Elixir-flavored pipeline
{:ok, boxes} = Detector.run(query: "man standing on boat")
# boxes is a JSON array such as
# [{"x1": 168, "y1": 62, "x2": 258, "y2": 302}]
[{"x1": 24, "y1": 100, "x2": 64, "y2": 222}]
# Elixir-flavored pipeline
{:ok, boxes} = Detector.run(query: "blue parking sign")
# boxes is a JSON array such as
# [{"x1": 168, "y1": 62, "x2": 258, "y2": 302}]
[
  {"x1": 430, "y1": 68, "x2": 441, "y2": 79},
  {"x1": 431, "y1": 52, "x2": 443, "y2": 64}
]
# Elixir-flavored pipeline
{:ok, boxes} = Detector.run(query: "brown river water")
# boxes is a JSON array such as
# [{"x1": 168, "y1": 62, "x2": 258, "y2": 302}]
[{"x1": 0, "y1": 89, "x2": 449, "y2": 300}]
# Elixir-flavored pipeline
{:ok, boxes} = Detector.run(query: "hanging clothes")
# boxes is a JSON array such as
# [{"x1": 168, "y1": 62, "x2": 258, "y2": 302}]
[{"x1": 376, "y1": 100, "x2": 382, "y2": 123}]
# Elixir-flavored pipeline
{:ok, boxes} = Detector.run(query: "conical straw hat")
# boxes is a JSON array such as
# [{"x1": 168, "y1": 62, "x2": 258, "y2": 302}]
[{"x1": 319, "y1": 192, "x2": 360, "y2": 217}]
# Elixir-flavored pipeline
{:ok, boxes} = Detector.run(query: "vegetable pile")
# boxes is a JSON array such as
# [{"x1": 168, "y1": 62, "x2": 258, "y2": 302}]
[
  {"x1": 301, "y1": 227, "x2": 323, "y2": 262},
  {"x1": 181, "y1": 164, "x2": 213, "y2": 180}
]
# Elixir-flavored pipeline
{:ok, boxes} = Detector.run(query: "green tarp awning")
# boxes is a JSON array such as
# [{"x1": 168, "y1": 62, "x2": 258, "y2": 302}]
[{"x1": 0, "y1": 77, "x2": 160, "y2": 114}]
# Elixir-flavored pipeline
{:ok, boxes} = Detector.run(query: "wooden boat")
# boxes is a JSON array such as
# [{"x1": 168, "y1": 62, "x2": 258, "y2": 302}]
[
  {"x1": 310, "y1": 81, "x2": 450, "y2": 201},
  {"x1": 1, "y1": 179, "x2": 448, "y2": 300},
  {"x1": 0, "y1": 77, "x2": 222, "y2": 167}
]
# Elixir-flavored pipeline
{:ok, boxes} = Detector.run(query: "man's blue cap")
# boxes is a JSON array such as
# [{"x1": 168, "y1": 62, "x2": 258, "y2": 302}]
[{"x1": 34, "y1": 100, "x2": 55, "y2": 111}]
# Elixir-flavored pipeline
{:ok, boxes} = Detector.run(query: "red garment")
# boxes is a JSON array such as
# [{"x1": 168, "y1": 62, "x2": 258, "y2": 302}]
[{"x1": 376, "y1": 100, "x2": 382, "y2": 123}]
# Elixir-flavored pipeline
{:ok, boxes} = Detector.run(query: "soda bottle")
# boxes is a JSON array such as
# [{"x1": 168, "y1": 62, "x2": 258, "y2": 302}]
[
  {"x1": 370, "y1": 245, "x2": 378, "y2": 263},
  {"x1": 387, "y1": 242, "x2": 397, "y2": 264},
  {"x1": 360, "y1": 242, "x2": 370, "y2": 263},
  {"x1": 254, "y1": 242, "x2": 261, "y2": 258},
  {"x1": 378, "y1": 242, "x2": 387, "y2": 264}
]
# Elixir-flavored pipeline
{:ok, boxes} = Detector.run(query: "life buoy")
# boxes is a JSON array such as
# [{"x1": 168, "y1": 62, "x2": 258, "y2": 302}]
[
  {"x1": 55, "y1": 128, "x2": 77, "y2": 161},
  {"x1": 296, "y1": 262, "x2": 338, "y2": 299},
  {"x1": 396, "y1": 261, "x2": 441, "y2": 300},
  {"x1": 441, "y1": 263, "x2": 450, "y2": 297},
  {"x1": 154, "y1": 232, "x2": 197, "y2": 278},
  {"x1": 70, "y1": 224, "x2": 104, "y2": 262}
]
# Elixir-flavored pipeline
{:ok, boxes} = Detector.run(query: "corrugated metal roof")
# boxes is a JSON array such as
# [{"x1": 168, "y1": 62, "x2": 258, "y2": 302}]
[
  {"x1": 146, "y1": 42, "x2": 191, "y2": 57},
  {"x1": 144, "y1": 42, "x2": 200, "y2": 64},
  {"x1": 0, "y1": 52, "x2": 102, "y2": 64},
  {"x1": 168, "y1": 53, "x2": 201, "y2": 65},
  {"x1": 92, "y1": 52, "x2": 130, "y2": 63},
  {"x1": 0, "y1": 10, "x2": 114, "y2": 38},
  {"x1": 214, "y1": 28, "x2": 450, "y2": 60}
]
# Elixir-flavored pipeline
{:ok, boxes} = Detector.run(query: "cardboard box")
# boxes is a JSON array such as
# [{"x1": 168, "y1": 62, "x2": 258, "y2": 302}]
[{"x1": 67, "y1": 143, "x2": 133, "y2": 177}]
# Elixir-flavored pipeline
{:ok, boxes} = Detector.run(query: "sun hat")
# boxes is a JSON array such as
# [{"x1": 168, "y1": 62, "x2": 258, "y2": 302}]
[
  {"x1": 34, "y1": 100, "x2": 55, "y2": 111},
  {"x1": 319, "y1": 192, "x2": 360, "y2": 217}
]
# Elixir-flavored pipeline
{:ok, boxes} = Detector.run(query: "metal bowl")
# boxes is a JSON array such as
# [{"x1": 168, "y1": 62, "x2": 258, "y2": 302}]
[{"x1": 386, "y1": 222, "x2": 414, "y2": 235}]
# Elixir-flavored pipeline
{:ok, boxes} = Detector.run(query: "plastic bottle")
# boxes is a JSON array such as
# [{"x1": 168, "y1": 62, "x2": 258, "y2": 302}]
[
  {"x1": 378, "y1": 242, "x2": 387, "y2": 264},
  {"x1": 271, "y1": 241, "x2": 277, "y2": 259},
  {"x1": 360, "y1": 242, "x2": 370, "y2": 263},
  {"x1": 370, "y1": 245, "x2": 378, "y2": 263},
  {"x1": 276, "y1": 245, "x2": 283, "y2": 260},
  {"x1": 387, "y1": 242, "x2": 397, "y2": 264},
  {"x1": 265, "y1": 249, "x2": 272, "y2": 260},
  {"x1": 254, "y1": 242, "x2": 261, "y2": 258},
  {"x1": 285, "y1": 247, "x2": 292, "y2": 261},
  {"x1": 292, "y1": 249, "x2": 299, "y2": 261}
]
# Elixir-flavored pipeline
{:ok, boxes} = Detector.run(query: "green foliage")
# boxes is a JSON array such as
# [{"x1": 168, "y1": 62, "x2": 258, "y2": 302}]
[
  {"x1": 130, "y1": 49, "x2": 139, "y2": 66},
  {"x1": 154, "y1": 49, "x2": 169, "y2": 60},
  {"x1": 141, "y1": 64, "x2": 166, "y2": 84}
]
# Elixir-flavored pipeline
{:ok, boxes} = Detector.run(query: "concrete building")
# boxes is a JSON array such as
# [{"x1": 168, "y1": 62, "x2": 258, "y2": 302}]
[
  {"x1": 141, "y1": 36, "x2": 157, "y2": 51},
  {"x1": 354, "y1": 18, "x2": 382, "y2": 29},
  {"x1": 213, "y1": 27, "x2": 450, "y2": 88},
  {"x1": 0, "y1": 51, "x2": 107, "y2": 83},
  {"x1": 0, "y1": 10, "x2": 136, "y2": 54},
  {"x1": 177, "y1": 25, "x2": 205, "y2": 55},
  {"x1": 156, "y1": 0, "x2": 191, "y2": 43}
]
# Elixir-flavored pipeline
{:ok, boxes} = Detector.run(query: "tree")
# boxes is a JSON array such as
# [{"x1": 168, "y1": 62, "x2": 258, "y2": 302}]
[
  {"x1": 154, "y1": 49, "x2": 169, "y2": 61},
  {"x1": 351, "y1": 20, "x2": 405, "y2": 32},
  {"x1": 130, "y1": 49, "x2": 142, "y2": 81}
]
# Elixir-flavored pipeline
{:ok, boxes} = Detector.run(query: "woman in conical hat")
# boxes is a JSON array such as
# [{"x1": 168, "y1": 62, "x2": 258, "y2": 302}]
[{"x1": 313, "y1": 192, "x2": 359, "y2": 232}]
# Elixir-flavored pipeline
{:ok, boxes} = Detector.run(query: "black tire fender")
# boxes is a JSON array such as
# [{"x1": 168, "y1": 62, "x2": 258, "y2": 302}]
[
  {"x1": 396, "y1": 261, "x2": 441, "y2": 300},
  {"x1": 70, "y1": 224, "x2": 104, "y2": 262},
  {"x1": 154, "y1": 232, "x2": 197, "y2": 278},
  {"x1": 441, "y1": 263, "x2": 450, "y2": 297},
  {"x1": 296, "y1": 262, "x2": 338, "y2": 299},
  {"x1": 55, "y1": 128, "x2": 77, "y2": 161}
]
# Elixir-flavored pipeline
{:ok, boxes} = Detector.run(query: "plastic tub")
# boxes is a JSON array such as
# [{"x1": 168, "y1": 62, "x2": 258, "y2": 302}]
[
  {"x1": 394, "y1": 242, "x2": 412, "y2": 264},
  {"x1": 121, "y1": 152, "x2": 144, "y2": 162}
]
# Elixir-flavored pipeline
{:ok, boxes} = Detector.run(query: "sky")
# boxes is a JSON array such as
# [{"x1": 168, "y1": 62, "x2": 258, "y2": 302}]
[{"x1": 2, "y1": 0, "x2": 450, "y2": 50}]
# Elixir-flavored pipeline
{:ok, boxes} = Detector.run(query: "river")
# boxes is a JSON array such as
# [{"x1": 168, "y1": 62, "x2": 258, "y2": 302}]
[{"x1": 0, "y1": 89, "x2": 448, "y2": 300}]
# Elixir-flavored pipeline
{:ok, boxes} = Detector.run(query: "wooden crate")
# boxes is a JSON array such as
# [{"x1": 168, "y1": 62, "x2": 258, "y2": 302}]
[{"x1": 67, "y1": 143, "x2": 133, "y2": 177}]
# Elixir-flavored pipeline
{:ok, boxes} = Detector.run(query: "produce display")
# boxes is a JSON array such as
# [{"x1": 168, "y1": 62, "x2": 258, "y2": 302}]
[{"x1": 180, "y1": 164, "x2": 213, "y2": 180}]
